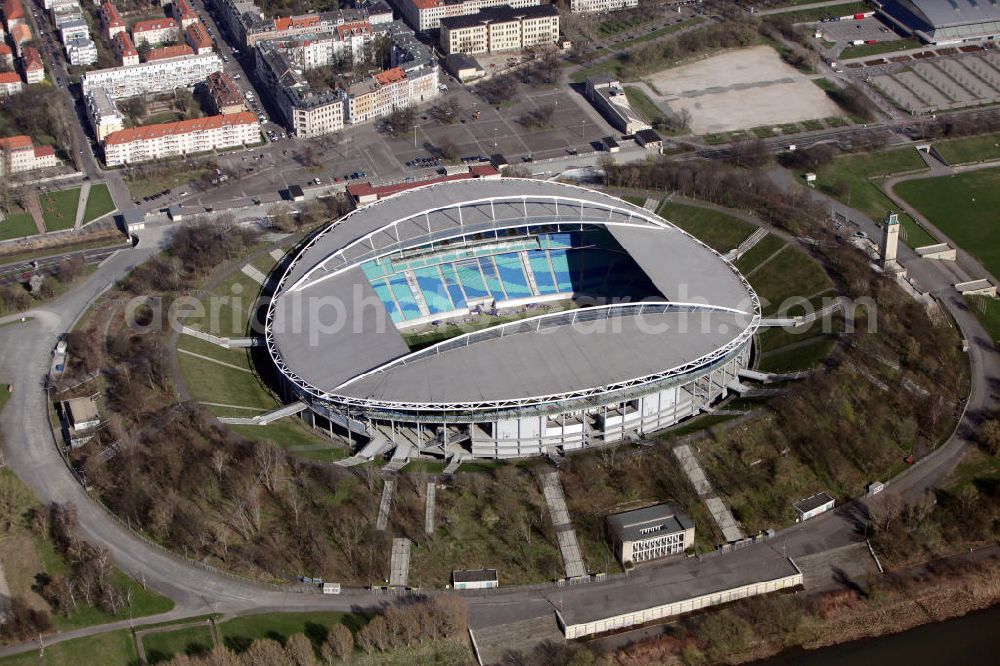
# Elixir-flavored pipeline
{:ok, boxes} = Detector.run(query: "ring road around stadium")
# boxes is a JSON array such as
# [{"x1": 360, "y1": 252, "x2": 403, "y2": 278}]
[{"x1": 264, "y1": 179, "x2": 761, "y2": 459}]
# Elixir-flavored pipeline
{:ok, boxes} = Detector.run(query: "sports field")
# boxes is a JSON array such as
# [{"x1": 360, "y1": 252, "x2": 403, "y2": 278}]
[
  {"x1": 895, "y1": 167, "x2": 1000, "y2": 277},
  {"x1": 934, "y1": 133, "x2": 1000, "y2": 165}
]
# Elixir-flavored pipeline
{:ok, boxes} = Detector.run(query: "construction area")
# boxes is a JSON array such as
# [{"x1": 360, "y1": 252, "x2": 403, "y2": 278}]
[{"x1": 637, "y1": 46, "x2": 844, "y2": 134}]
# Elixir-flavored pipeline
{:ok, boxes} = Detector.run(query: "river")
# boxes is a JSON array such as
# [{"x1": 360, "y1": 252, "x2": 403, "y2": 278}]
[{"x1": 756, "y1": 604, "x2": 1000, "y2": 665}]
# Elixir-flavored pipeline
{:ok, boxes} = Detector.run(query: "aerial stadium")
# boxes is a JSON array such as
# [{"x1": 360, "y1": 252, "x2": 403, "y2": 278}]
[
  {"x1": 877, "y1": 0, "x2": 1000, "y2": 45},
  {"x1": 264, "y1": 179, "x2": 760, "y2": 460}
]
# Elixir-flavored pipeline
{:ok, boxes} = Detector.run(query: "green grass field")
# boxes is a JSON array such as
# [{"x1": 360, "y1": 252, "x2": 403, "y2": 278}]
[
  {"x1": 0, "y1": 212, "x2": 38, "y2": 241},
  {"x1": 228, "y1": 421, "x2": 337, "y2": 450},
  {"x1": 81, "y1": 184, "x2": 116, "y2": 224},
  {"x1": 758, "y1": 336, "x2": 837, "y2": 372},
  {"x1": 184, "y1": 270, "x2": 262, "y2": 338},
  {"x1": 657, "y1": 201, "x2": 755, "y2": 253},
  {"x1": 748, "y1": 246, "x2": 833, "y2": 315},
  {"x1": 895, "y1": 168, "x2": 1000, "y2": 277},
  {"x1": 142, "y1": 624, "x2": 215, "y2": 664},
  {"x1": 39, "y1": 188, "x2": 81, "y2": 232},
  {"x1": 964, "y1": 294, "x2": 1000, "y2": 345},
  {"x1": 811, "y1": 147, "x2": 936, "y2": 247},
  {"x1": 0, "y1": 630, "x2": 137, "y2": 666},
  {"x1": 934, "y1": 132, "x2": 1000, "y2": 165},
  {"x1": 839, "y1": 37, "x2": 921, "y2": 60},
  {"x1": 218, "y1": 611, "x2": 364, "y2": 654},
  {"x1": 177, "y1": 352, "x2": 276, "y2": 411}
]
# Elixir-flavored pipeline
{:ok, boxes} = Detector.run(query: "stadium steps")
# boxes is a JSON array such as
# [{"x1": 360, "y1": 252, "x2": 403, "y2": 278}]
[
  {"x1": 384, "y1": 442, "x2": 413, "y2": 473},
  {"x1": 443, "y1": 452, "x2": 469, "y2": 474},
  {"x1": 724, "y1": 227, "x2": 768, "y2": 262},
  {"x1": 726, "y1": 381, "x2": 752, "y2": 395},
  {"x1": 180, "y1": 326, "x2": 262, "y2": 348},
  {"x1": 403, "y1": 271, "x2": 431, "y2": 317},
  {"x1": 216, "y1": 401, "x2": 308, "y2": 426},
  {"x1": 519, "y1": 251, "x2": 541, "y2": 296},
  {"x1": 375, "y1": 479, "x2": 396, "y2": 531},
  {"x1": 739, "y1": 368, "x2": 810, "y2": 383}
]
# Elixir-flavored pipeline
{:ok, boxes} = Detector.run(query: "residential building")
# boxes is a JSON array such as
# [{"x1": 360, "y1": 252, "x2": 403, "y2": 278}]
[
  {"x1": 452, "y1": 569, "x2": 498, "y2": 590},
  {"x1": 52, "y1": 5, "x2": 84, "y2": 31},
  {"x1": 171, "y1": 0, "x2": 199, "y2": 29},
  {"x1": 607, "y1": 504, "x2": 695, "y2": 565},
  {"x1": 131, "y1": 18, "x2": 178, "y2": 47},
  {"x1": 254, "y1": 42, "x2": 346, "y2": 137},
  {"x1": 59, "y1": 17, "x2": 90, "y2": 43},
  {"x1": 397, "y1": 0, "x2": 542, "y2": 32},
  {"x1": 185, "y1": 21, "x2": 213, "y2": 54},
  {"x1": 82, "y1": 52, "x2": 223, "y2": 99},
  {"x1": 65, "y1": 36, "x2": 98, "y2": 66},
  {"x1": 0, "y1": 70, "x2": 22, "y2": 95},
  {"x1": 21, "y1": 45, "x2": 43, "y2": 83},
  {"x1": 794, "y1": 492, "x2": 835, "y2": 522},
  {"x1": 0, "y1": 43, "x2": 13, "y2": 69},
  {"x1": 146, "y1": 44, "x2": 193, "y2": 61},
  {"x1": 99, "y1": 1, "x2": 125, "y2": 39},
  {"x1": 85, "y1": 86, "x2": 125, "y2": 140},
  {"x1": 102, "y1": 111, "x2": 260, "y2": 166},
  {"x1": 204, "y1": 70, "x2": 246, "y2": 114},
  {"x1": 0, "y1": 135, "x2": 59, "y2": 175},
  {"x1": 113, "y1": 30, "x2": 139, "y2": 66},
  {"x1": 2, "y1": 0, "x2": 24, "y2": 31},
  {"x1": 439, "y1": 4, "x2": 559, "y2": 55},
  {"x1": 44, "y1": 0, "x2": 78, "y2": 10},
  {"x1": 10, "y1": 22, "x2": 30, "y2": 55},
  {"x1": 569, "y1": 0, "x2": 637, "y2": 13},
  {"x1": 585, "y1": 75, "x2": 650, "y2": 134}
]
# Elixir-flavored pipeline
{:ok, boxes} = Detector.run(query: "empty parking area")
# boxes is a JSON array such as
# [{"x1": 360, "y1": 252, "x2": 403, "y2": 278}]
[
  {"x1": 817, "y1": 17, "x2": 897, "y2": 43},
  {"x1": 641, "y1": 46, "x2": 845, "y2": 134},
  {"x1": 871, "y1": 51, "x2": 1000, "y2": 113}
]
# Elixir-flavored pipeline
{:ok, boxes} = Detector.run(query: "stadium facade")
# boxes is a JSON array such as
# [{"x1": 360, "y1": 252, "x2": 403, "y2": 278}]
[
  {"x1": 877, "y1": 0, "x2": 1000, "y2": 45},
  {"x1": 264, "y1": 180, "x2": 760, "y2": 459}
]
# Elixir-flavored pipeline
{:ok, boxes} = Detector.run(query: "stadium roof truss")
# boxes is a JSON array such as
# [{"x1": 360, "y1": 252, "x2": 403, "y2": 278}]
[{"x1": 286, "y1": 193, "x2": 671, "y2": 293}]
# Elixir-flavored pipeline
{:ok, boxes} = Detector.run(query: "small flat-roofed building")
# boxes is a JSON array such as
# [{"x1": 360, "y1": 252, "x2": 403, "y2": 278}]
[
  {"x1": 288, "y1": 184, "x2": 305, "y2": 201},
  {"x1": 452, "y1": 568, "x2": 498, "y2": 590},
  {"x1": 607, "y1": 504, "x2": 694, "y2": 565},
  {"x1": 602, "y1": 136, "x2": 620, "y2": 152},
  {"x1": 585, "y1": 75, "x2": 650, "y2": 135},
  {"x1": 64, "y1": 396, "x2": 101, "y2": 431},
  {"x1": 635, "y1": 128, "x2": 663, "y2": 152},
  {"x1": 443, "y1": 53, "x2": 485, "y2": 82},
  {"x1": 794, "y1": 492, "x2": 835, "y2": 522}
]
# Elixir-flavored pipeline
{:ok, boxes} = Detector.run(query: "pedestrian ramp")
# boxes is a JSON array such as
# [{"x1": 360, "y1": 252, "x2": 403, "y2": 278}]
[{"x1": 388, "y1": 538, "x2": 411, "y2": 587}]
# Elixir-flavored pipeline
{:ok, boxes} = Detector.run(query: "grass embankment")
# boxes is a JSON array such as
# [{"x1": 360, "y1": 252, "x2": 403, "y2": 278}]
[
  {"x1": 839, "y1": 37, "x2": 922, "y2": 60},
  {"x1": 142, "y1": 625, "x2": 214, "y2": 664},
  {"x1": 811, "y1": 147, "x2": 936, "y2": 247},
  {"x1": 569, "y1": 18, "x2": 705, "y2": 83},
  {"x1": 624, "y1": 86, "x2": 667, "y2": 127},
  {"x1": 38, "y1": 188, "x2": 81, "y2": 232},
  {"x1": 934, "y1": 132, "x2": 1000, "y2": 165},
  {"x1": 657, "y1": 201, "x2": 755, "y2": 253},
  {"x1": 895, "y1": 167, "x2": 1000, "y2": 277},
  {"x1": 965, "y1": 294, "x2": 1000, "y2": 346}
]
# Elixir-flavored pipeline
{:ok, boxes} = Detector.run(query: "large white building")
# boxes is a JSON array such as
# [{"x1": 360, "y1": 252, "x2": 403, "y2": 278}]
[
  {"x1": 102, "y1": 111, "x2": 260, "y2": 166},
  {"x1": 0, "y1": 135, "x2": 59, "y2": 176},
  {"x1": 440, "y1": 4, "x2": 559, "y2": 55},
  {"x1": 82, "y1": 52, "x2": 223, "y2": 99},
  {"x1": 398, "y1": 0, "x2": 542, "y2": 32},
  {"x1": 85, "y1": 86, "x2": 125, "y2": 141},
  {"x1": 569, "y1": 0, "x2": 637, "y2": 13}
]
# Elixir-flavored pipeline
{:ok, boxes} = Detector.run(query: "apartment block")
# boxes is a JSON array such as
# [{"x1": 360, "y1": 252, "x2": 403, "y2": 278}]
[
  {"x1": 82, "y1": 52, "x2": 222, "y2": 99},
  {"x1": 146, "y1": 44, "x2": 194, "y2": 61},
  {"x1": 65, "y1": 36, "x2": 99, "y2": 66},
  {"x1": 131, "y1": 18, "x2": 178, "y2": 47},
  {"x1": 2, "y1": 0, "x2": 24, "y2": 31},
  {"x1": 185, "y1": 21, "x2": 213, "y2": 54},
  {"x1": 113, "y1": 30, "x2": 139, "y2": 66},
  {"x1": 171, "y1": 0, "x2": 199, "y2": 29},
  {"x1": 398, "y1": 0, "x2": 541, "y2": 32},
  {"x1": 85, "y1": 86, "x2": 125, "y2": 141},
  {"x1": 0, "y1": 135, "x2": 59, "y2": 176},
  {"x1": 0, "y1": 70, "x2": 22, "y2": 95},
  {"x1": 0, "y1": 43, "x2": 13, "y2": 69},
  {"x1": 99, "y1": 1, "x2": 125, "y2": 39},
  {"x1": 21, "y1": 45, "x2": 43, "y2": 83},
  {"x1": 103, "y1": 111, "x2": 260, "y2": 166},
  {"x1": 205, "y1": 71, "x2": 246, "y2": 114},
  {"x1": 440, "y1": 3, "x2": 558, "y2": 55},
  {"x1": 569, "y1": 0, "x2": 637, "y2": 12},
  {"x1": 59, "y1": 17, "x2": 89, "y2": 42}
]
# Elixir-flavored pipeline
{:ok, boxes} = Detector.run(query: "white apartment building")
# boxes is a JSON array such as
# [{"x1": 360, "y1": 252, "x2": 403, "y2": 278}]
[
  {"x1": 440, "y1": 4, "x2": 559, "y2": 55},
  {"x1": 85, "y1": 86, "x2": 125, "y2": 141},
  {"x1": 569, "y1": 0, "x2": 637, "y2": 13},
  {"x1": 58, "y1": 17, "x2": 89, "y2": 42},
  {"x1": 65, "y1": 36, "x2": 98, "y2": 66},
  {"x1": 103, "y1": 111, "x2": 260, "y2": 166},
  {"x1": 44, "y1": 0, "x2": 78, "y2": 10},
  {"x1": 398, "y1": 0, "x2": 541, "y2": 32},
  {"x1": 0, "y1": 135, "x2": 59, "y2": 176},
  {"x1": 82, "y1": 52, "x2": 222, "y2": 99},
  {"x1": 131, "y1": 18, "x2": 179, "y2": 47},
  {"x1": 607, "y1": 504, "x2": 695, "y2": 565}
]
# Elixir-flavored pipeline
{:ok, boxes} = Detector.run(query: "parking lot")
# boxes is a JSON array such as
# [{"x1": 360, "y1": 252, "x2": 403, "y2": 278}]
[
  {"x1": 815, "y1": 16, "x2": 898, "y2": 44},
  {"x1": 870, "y1": 50, "x2": 1000, "y2": 113}
]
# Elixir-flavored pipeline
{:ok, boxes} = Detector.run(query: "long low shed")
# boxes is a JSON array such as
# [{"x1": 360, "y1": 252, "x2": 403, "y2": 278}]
[{"x1": 549, "y1": 544, "x2": 803, "y2": 638}]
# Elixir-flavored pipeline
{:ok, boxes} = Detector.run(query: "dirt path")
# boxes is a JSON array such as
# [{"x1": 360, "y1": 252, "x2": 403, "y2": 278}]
[{"x1": 24, "y1": 191, "x2": 45, "y2": 235}]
